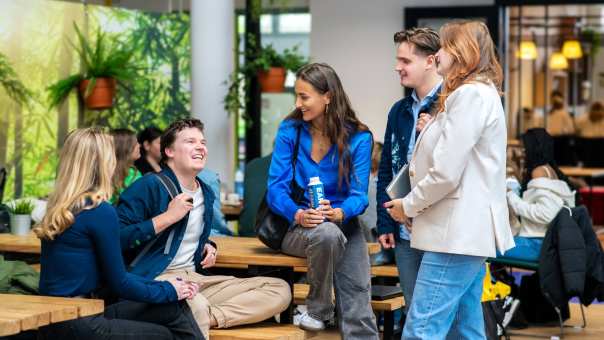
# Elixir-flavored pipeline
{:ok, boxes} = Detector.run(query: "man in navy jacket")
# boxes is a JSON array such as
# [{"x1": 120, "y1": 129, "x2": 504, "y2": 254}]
[
  {"x1": 376, "y1": 28, "x2": 442, "y2": 318},
  {"x1": 117, "y1": 119, "x2": 291, "y2": 338}
]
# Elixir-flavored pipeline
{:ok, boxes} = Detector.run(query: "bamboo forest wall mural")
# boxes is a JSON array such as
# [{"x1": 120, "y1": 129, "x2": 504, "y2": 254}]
[{"x1": 0, "y1": 0, "x2": 191, "y2": 200}]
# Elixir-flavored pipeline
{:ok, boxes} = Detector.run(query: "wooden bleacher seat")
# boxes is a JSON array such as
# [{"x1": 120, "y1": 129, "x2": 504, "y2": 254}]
[
  {"x1": 294, "y1": 264, "x2": 399, "y2": 278},
  {"x1": 293, "y1": 284, "x2": 404, "y2": 312},
  {"x1": 209, "y1": 323, "x2": 307, "y2": 340}
]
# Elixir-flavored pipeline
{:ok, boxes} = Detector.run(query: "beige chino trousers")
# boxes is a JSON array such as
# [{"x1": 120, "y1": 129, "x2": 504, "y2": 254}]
[{"x1": 156, "y1": 268, "x2": 291, "y2": 338}]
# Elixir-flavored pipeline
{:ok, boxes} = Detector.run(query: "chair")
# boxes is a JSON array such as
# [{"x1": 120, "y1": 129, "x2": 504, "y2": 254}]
[
  {"x1": 552, "y1": 136, "x2": 578, "y2": 166},
  {"x1": 576, "y1": 137, "x2": 604, "y2": 167},
  {"x1": 488, "y1": 208, "x2": 588, "y2": 338},
  {"x1": 238, "y1": 155, "x2": 272, "y2": 236},
  {"x1": 0, "y1": 167, "x2": 7, "y2": 204}
]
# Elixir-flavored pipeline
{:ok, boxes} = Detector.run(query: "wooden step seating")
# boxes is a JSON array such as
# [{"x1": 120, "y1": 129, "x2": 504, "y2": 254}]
[
  {"x1": 293, "y1": 284, "x2": 403, "y2": 312},
  {"x1": 0, "y1": 294, "x2": 104, "y2": 336},
  {"x1": 294, "y1": 264, "x2": 399, "y2": 278},
  {"x1": 209, "y1": 323, "x2": 308, "y2": 340}
]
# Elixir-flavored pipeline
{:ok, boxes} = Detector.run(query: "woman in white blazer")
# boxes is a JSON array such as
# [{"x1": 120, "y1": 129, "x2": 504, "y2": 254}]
[{"x1": 384, "y1": 21, "x2": 515, "y2": 339}]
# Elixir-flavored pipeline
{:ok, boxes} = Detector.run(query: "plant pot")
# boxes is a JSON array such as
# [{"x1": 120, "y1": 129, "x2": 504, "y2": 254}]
[
  {"x1": 258, "y1": 67, "x2": 286, "y2": 93},
  {"x1": 79, "y1": 78, "x2": 116, "y2": 110},
  {"x1": 10, "y1": 214, "x2": 31, "y2": 236}
]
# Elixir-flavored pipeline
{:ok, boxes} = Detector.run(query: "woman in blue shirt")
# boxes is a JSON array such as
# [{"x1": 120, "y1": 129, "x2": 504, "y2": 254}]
[
  {"x1": 34, "y1": 128, "x2": 203, "y2": 340},
  {"x1": 267, "y1": 63, "x2": 378, "y2": 339}
]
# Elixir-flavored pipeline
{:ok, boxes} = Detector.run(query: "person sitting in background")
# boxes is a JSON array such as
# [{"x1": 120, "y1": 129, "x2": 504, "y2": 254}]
[
  {"x1": 503, "y1": 128, "x2": 576, "y2": 262},
  {"x1": 135, "y1": 126, "x2": 163, "y2": 174},
  {"x1": 197, "y1": 168, "x2": 233, "y2": 236},
  {"x1": 359, "y1": 141, "x2": 382, "y2": 242},
  {"x1": 546, "y1": 90, "x2": 575, "y2": 136},
  {"x1": 109, "y1": 129, "x2": 142, "y2": 204},
  {"x1": 358, "y1": 142, "x2": 393, "y2": 265},
  {"x1": 576, "y1": 101, "x2": 604, "y2": 138},
  {"x1": 520, "y1": 107, "x2": 543, "y2": 133},
  {"x1": 35, "y1": 128, "x2": 202, "y2": 340}
]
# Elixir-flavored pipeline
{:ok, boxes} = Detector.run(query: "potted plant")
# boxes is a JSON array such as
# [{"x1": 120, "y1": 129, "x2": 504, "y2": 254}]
[
  {"x1": 250, "y1": 44, "x2": 307, "y2": 93},
  {"x1": 7, "y1": 199, "x2": 34, "y2": 235},
  {"x1": 224, "y1": 43, "x2": 308, "y2": 115},
  {"x1": 47, "y1": 23, "x2": 137, "y2": 110}
]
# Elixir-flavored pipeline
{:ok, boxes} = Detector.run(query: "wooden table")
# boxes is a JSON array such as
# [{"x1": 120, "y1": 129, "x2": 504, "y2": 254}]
[
  {"x1": 0, "y1": 294, "x2": 103, "y2": 336},
  {"x1": 0, "y1": 232, "x2": 39, "y2": 254},
  {"x1": 560, "y1": 166, "x2": 604, "y2": 178}
]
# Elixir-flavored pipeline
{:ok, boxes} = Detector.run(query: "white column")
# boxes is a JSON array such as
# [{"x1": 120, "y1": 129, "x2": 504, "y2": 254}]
[{"x1": 191, "y1": 0, "x2": 235, "y2": 188}]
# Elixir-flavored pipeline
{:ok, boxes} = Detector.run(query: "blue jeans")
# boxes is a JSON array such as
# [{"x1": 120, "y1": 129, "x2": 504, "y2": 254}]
[
  {"x1": 393, "y1": 238, "x2": 423, "y2": 314},
  {"x1": 403, "y1": 251, "x2": 487, "y2": 340},
  {"x1": 498, "y1": 236, "x2": 543, "y2": 262}
]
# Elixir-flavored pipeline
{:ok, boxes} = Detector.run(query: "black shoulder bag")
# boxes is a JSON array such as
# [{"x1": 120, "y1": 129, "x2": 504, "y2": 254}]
[{"x1": 255, "y1": 126, "x2": 304, "y2": 250}]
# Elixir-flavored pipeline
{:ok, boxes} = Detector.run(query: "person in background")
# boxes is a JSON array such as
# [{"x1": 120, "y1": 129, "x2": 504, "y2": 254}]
[
  {"x1": 385, "y1": 21, "x2": 515, "y2": 339},
  {"x1": 520, "y1": 107, "x2": 543, "y2": 133},
  {"x1": 35, "y1": 128, "x2": 202, "y2": 340},
  {"x1": 267, "y1": 63, "x2": 378, "y2": 339},
  {"x1": 135, "y1": 126, "x2": 163, "y2": 174},
  {"x1": 376, "y1": 27, "x2": 442, "y2": 321},
  {"x1": 576, "y1": 101, "x2": 604, "y2": 138},
  {"x1": 197, "y1": 168, "x2": 233, "y2": 236},
  {"x1": 359, "y1": 141, "x2": 383, "y2": 241},
  {"x1": 359, "y1": 142, "x2": 393, "y2": 265},
  {"x1": 110, "y1": 129, "x2": 142, "y2": 204},
  {"x1": 503, "y1": 128, "x2": 576, "y2": 262},
  {"x1": 546, "y1": 90, "x2": 575, "y2": 136}
]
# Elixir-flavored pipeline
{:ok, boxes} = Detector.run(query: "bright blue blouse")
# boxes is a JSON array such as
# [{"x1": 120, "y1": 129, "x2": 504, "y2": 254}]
[
  {"x1": 267, "y1": 119, "x2": 372, "y2": 223},
  {"x1": 39, "y1": 202, "x2": 177, "y2": 303}
]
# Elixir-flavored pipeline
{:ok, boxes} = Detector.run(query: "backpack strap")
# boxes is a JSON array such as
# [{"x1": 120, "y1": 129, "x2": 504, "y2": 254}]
[{"x1": 128, "y1": 173, "x2": 180, "y2": 270}]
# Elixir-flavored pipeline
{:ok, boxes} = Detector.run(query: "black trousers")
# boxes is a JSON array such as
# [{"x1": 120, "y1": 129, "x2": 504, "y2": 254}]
[{"x1": 40, "y1": 300, "x2": 203, "y2": 340}]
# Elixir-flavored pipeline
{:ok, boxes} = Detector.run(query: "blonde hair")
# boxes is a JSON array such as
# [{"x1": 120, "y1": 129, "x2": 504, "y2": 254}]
[
  {"x1": 437, "y1": 21, "x2": 503, "y2": 113},
  {"x1": 34, "y1": 128, "x2": 115, "y2": 240}
]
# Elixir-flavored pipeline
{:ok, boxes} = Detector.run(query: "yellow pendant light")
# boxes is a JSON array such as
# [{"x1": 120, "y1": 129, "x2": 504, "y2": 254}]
[
  {"x1": 516, "y1": 41, "x2": 538, "y2": 60},
  {"x1": 549, "y1": 52, "x2": 569, "y2": 70},
  {"x1": 562, "y1": 40, "x2": 583, "y2": 59}
]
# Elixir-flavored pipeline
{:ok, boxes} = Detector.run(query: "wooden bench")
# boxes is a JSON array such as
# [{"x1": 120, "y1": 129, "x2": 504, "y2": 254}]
[
  {"x1": 293, "y1": 284, "x2": 404, "y2": 312},
  {"x1": 293, "y1": 264, "x2": 399, "y2": 278},
  {"x1": 293, "y1": 283, "x2": 404, "y2": 340},
  {"x1": 209, "y1": 323, "x2": 307, "y2": 340},
  {"x1": 0, "y1": 294, "x2": 104, "y2": 336}
]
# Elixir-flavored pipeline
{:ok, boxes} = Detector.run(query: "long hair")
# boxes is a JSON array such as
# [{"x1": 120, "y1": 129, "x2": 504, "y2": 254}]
[
  {"x1": 286, "y1": 63, "x2": 371, "y2": 188},
  {"x1": 34, "y1": 128, "x2": 115, "y2": 240},
  {"x1": 437, "y1": 21, "x2": 503, "y2": 113},
  {"x1": 137, "y1": 126, "x2": 162, "y2": 159},
  {"x1": 111, "y1": 129, "x2": 137, "y2": 193},
  {"x1": 521, "y1": 128, "x2": 574, "y2": 195}
]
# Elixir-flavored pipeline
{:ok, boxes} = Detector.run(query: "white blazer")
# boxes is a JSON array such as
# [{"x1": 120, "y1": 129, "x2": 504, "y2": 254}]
[{"x1": 402, "y1": 82, "x2": 515, "y2": 257}]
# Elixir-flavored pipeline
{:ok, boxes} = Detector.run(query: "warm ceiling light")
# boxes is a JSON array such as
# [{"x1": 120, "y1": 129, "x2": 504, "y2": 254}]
[
  {"x1": 516, "y1": 41, "x2": 538, "y2": 60},
  {"x1": 562, "y1": 40, "x2": 583, "y2": 59},
  {"x1": 549, "y1": 52, "x2": 568, "y2": 70}
]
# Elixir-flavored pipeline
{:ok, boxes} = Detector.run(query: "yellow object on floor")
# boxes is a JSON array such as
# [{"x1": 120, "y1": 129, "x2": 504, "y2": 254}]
[{"x1": 482, "y1": 264, "x2": 511, "y2": 302}]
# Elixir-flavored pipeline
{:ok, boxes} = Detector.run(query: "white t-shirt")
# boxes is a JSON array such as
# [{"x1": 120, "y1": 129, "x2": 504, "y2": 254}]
[{"x1": 166, "y1": 184, "x2": 205, "y2": 271}]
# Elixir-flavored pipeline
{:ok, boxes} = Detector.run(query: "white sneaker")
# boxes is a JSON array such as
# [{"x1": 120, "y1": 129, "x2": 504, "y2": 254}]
[{"x1": 298, "y1": 312, "x2": 325, "y2": 331}]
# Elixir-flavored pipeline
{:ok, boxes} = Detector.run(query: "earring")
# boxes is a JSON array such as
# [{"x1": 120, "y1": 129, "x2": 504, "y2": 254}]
[{"x1": 325, "y1": 103, "x2": 329, "y2": 114}]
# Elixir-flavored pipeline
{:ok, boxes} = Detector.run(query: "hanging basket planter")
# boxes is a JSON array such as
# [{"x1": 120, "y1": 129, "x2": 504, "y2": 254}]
[
  {"x1": 79, "y1": 77, "x2": 116, "y2": 110},
  {"x1": 258, "y1": 67, "x2": 286, "y2": 93}
]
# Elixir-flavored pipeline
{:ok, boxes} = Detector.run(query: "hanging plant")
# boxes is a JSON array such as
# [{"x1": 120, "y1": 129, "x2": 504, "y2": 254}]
[{"x1": 47, "y1": 23, "x2": 138, "y2": 110}]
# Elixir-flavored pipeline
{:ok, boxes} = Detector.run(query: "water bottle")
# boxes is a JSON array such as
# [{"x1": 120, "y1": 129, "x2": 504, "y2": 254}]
[
  {"x1": 234, "y1": 168, "x2": 244, "y2": 199},
  {"x1": 307, "y1": 177, "x2": 325, "y2": 209}
]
